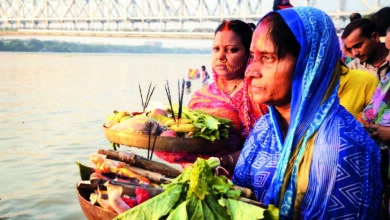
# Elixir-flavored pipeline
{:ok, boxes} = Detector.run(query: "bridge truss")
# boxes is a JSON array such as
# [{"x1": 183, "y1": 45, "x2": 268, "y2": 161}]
[{"x1": 0, "y1": 0, "x2": 389, "y2": 33}]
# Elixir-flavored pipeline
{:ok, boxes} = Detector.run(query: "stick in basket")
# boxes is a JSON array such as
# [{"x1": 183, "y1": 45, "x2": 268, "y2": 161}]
[{"x1": 98, "y1": 149, "x2": 182, "y2": 177}]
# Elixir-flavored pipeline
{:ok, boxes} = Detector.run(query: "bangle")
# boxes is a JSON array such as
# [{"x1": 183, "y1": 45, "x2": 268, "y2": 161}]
[
  {"x1": 227, "y1": 154, "x2": 234, "y2": 172},
  {"x1": 219, "y1": 153, "x2": 234, "y2": 173}
]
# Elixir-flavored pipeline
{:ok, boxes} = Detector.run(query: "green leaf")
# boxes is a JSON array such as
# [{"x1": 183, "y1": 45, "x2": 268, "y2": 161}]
[
  {"x1": 263, "y1": 205, "x2": 279, "y2": 220},
  {"x1": 204, "y1": 116, "x2": 220, "y2": 130},
  {"x1": 75, "y1": 161, "x2": 94, "y2": 181},
  {"x1": 225, "y1": 190, "x2": 241, "y2": 199},
  {"x1": 189, "y1": 159, "x2": 212, "y2": 200},
  {"x1": 202, "y1": 200, "x2": 216, "y2": 220},
  {"x1": 205, "y1": 194, "x2": 230, "y2": 220},
  {"x1": 226, "y1": 198, "x2": 267, "y2": 220},
  {"x1": 167, "y1": 200, "x2": 189, "y2": 220},
  {"x1": 114, "y1": 184, "x2": 183, "y2": 220},
  {"x1": 210, "y1": 176, "x2": 231, "y2": 194},
  {"x1": 187, "y1": 194, "x2": 204, "y2": 220}
]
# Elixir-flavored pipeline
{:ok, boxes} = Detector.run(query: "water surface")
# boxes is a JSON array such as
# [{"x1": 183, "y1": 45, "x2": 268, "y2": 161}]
[{"x1": 0, "y1": 52, "x2": 210, "y2": 219}]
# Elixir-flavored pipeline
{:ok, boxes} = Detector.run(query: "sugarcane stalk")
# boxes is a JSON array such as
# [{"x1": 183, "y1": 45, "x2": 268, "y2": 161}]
[
  {"x1": 118, "y1": 162, "x2": 173, "y2": 184},
  {"x1": 98, "y1": 149, "x2": 182, "y2": 177}
]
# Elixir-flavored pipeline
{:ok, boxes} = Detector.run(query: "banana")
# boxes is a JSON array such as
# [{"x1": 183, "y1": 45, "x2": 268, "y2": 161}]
[
  {"x1": 114, "y1": 111, "x2": 130, "y2": 122},
  {"x1": 169, "y1": 124, "x2": 198, "y2": 133},
  {"x1": 164, "y1": 118, "x2": 193, "y2": 126},
  {"x1": 163, "y1": 119, "x2": 176, "y2": 126}
]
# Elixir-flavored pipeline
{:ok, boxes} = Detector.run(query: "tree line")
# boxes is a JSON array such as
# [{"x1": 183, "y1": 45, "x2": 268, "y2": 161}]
[{"x1": 0, "y1": 39, "x2": 210, "y2": 54}]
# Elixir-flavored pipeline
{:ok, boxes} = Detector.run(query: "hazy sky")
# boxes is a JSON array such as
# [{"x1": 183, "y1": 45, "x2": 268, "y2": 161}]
[{"x1": 2, "y1": 0, "x2": 389, "y2": 49}]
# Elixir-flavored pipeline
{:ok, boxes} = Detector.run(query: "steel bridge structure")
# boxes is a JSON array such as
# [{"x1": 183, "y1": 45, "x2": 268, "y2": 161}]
[{"x1": 0, "y1": 0, "x2": 389, "y2": 38}]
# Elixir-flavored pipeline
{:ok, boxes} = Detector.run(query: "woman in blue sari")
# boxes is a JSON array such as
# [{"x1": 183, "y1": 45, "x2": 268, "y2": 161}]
[{"x1": 232, "y1": 7, "x2": 382, "y2": 219}]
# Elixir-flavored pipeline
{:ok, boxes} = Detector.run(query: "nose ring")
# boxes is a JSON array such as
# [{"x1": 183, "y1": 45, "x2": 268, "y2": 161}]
[{"x1": 220, "y1": 57, "x2": 227, "y2": 63}]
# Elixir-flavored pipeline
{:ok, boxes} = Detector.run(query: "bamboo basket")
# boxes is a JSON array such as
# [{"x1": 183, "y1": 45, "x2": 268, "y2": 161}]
[{"x1": 104, "y1": 128, "x2": 228, "y2": 152}]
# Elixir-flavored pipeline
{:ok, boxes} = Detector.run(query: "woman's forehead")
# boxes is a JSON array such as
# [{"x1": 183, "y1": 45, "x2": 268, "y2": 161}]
[
  {"x1": 252, "y1": 24, "x2": 275, "y2": 52},
  {"x1": 214, "y1": 30, "x2": 242, "y2": 45}
]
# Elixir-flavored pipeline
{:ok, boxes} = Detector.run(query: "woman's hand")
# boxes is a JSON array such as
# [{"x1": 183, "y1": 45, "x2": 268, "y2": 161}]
[{"x1": 363, "y1": 124, "x2": 390, "y2": 145}]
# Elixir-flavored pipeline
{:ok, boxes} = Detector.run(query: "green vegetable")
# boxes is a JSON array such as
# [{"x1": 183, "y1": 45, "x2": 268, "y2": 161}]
[
  {"x1": 115, "y1": 184, "x2": 183, "y2": 220},
  {"x1": 115, "y1": 158, "x2": 278, "y2": 220},
  {"x1": 75, "y1": 161, "x2": 94, "y2": 181},
  {"x1": 169, "y1": 105, "x2": 231, "y2": 141}
]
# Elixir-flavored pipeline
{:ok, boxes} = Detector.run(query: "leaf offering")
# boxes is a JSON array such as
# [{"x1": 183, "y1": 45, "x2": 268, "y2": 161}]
[{"x1": 115, "y1": 158, "x2": 278, "y2": 220}]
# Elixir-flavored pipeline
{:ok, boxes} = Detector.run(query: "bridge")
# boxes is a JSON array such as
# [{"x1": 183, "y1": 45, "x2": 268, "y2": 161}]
[{"x1": 0, "y1": 0, "x2": 389, "y2": 39}]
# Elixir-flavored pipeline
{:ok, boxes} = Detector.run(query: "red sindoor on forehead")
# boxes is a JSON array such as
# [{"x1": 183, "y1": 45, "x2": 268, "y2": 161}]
[{"x1": 222, "y1": 21, "x2": 230, "y2": 32}]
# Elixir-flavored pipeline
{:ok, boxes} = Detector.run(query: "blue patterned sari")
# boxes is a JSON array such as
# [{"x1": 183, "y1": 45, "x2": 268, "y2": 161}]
[{"x1": 233, "y1": 7, "x2": 382, "y2": 219}]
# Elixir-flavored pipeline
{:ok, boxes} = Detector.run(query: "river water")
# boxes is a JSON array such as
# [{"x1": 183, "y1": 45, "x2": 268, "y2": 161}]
[{"x1": 0, "y1": 52, "x2": 210, "y2": 219}]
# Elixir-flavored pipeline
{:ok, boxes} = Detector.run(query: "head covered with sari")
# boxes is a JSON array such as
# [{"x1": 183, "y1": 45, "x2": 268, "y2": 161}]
[
  {"x1": 233, "y1": 7, "x2": 382, "y2": 219},
  {"x1": 266, "y1": 7, "x2": 344, "y2": 217}
]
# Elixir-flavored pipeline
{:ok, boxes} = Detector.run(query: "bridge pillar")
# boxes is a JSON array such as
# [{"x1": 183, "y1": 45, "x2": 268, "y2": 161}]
[
  {"x1": 34, "y1": 21, "x2": 39, "y2": 29},
  {"x1": 87, "y1": 20, "x2": 91, "y2": 31}
]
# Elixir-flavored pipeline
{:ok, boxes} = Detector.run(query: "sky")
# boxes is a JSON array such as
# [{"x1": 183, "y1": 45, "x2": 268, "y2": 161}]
[{"x1": 1, "y1": 0, "x2": 389, "y2": 49}]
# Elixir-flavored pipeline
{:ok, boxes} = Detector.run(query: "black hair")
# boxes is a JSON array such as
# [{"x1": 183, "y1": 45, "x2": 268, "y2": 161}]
[
  {"x1": 342, "y1": 18, "x2": 376, "y2": 39},
  {"x1": 349, "y1": 12, "x2": 362, "y2": 22},
  {"x1": 214, "y1": 20, "x2": 254, "y2": 55},
  {"x1": 259, "y1": 12, "x2": 301, "y2": 59},
  {"x1": 371, "y1": 7, "x2": 390, "y2": 36}
]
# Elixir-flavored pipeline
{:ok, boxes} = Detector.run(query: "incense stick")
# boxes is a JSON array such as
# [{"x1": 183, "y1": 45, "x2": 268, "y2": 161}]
[
  {"x1": 147, "y1": 120, "x2": 152, "y2": 159},
  {"x1": 139, "y1": 82, "x2": 155, "y2": 112},
  {"x1": 165, "y1": 81, "x2": 176, "y2": 121},
  {"x1": 177, "y1": 79, "x2": 185, "y2": 119},
  {"x1": 150, "y1": 128, "x2": 158, "y2": 160},
  {"x1": 139, "y1": 83, "x2": 145, "y2": 111},
  {"x1": 145, "y1": 86, "x2": 155, "y2": 110}
]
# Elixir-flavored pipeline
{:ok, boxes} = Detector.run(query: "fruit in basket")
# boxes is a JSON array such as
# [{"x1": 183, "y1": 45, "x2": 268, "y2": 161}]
[
  {"x1": 170, "y1": 124, "x2": 198, "y2": 133},
  {"x1": 110, "y1": 116, "x2": 161, "y2": 135},
  {"x1": 160, "y1": 130, "x2": 178, "y2": 137},
  {"x1": 149, "y1": 108, "x2": 168, "y2": 117},
  {"x1": 114, "y1": 111, "x2": 130, "y2": 123},
  {"x1": 163, "y1": 118, "x2": 192, "y2": 126}
]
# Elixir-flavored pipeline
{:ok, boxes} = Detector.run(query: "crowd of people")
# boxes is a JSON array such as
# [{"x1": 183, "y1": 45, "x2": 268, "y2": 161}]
[{"x1": 155, "y1": 2, "x2": 390, "y2": 219}]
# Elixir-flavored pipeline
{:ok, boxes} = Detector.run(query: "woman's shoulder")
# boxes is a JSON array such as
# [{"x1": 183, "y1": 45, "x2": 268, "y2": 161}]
[
  {"x1": 247, "y1": 114, "x2": 275, "y2": 140},
  {"x1": 252, "y1": 114, "x2": 272, "y2": 131}
]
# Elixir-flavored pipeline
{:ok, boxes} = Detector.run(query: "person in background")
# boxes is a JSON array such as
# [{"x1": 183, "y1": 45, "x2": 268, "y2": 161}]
[
  {"x1": 193, "y1": 68, "x2": 200, "y2": 79},
  {"x1": 189, "y1": 19, "x2": 268, "y2": 139},
  {"x1": 200, "y1": 65, "x2": 210, "y2": 84},
  {"x1": 232, "y1": 7, "x2": 382, "y2": 219},
  {"x1": 342, "y1": 18, "x2": 389, "y2": 80},
  {"x1": 339, "y1": 12, "x2": 362, "y2": 65},
  {"x1": 349, "y1": 12, "x2": 362, "y2": 22},
  {"x1": 338, "y1": 65, "x2": 378, "y2": 119},
  {"x1": 338, "y1": 17, "x2": 378, "y2": 120},
  {"x1": 273, "y1": 0, "x2": 293, "y2": 11},
  {"x1": 359, "y1": 27, "x2": 390, "y2": 219},
  {"x1": 155, "y1": 20, "x2": 268, "y2": 168},
  {"x1": 371, "y1": 7, "x2": 390, "y2": 37}
]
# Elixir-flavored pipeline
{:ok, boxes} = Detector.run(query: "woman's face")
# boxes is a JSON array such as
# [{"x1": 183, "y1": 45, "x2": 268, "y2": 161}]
[
  {"x1": 245, "y1": 23, "x2": 297, "y2": 107},
  {"x1": 212, "y1": 30, "x2": 247, "y2": 79}
]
